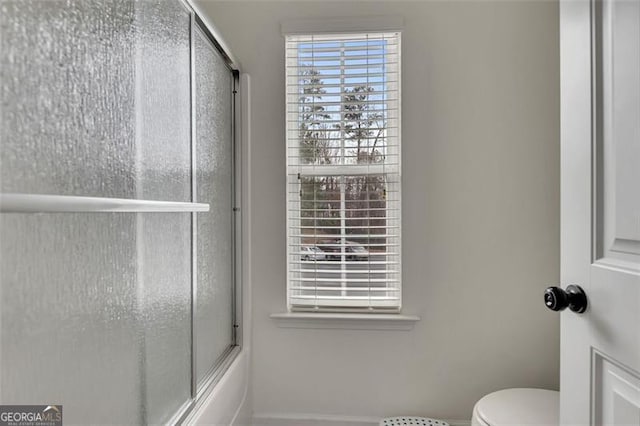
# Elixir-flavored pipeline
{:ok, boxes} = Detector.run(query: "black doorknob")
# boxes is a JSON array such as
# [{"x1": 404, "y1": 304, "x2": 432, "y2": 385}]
[{"x1": 544, "y1": 285, "x2": 588, "y2": 313}]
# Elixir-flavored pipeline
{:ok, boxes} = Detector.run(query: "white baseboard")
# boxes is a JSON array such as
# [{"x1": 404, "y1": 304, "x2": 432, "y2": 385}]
[{"x1": 251, "y1": 412, "x2": 471, "y2": 426}]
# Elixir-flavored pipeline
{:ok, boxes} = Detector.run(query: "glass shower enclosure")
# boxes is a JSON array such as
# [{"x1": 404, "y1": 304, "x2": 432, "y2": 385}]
[{"x1": 0, "y1": 0, "x2": 241, "y2": 423}]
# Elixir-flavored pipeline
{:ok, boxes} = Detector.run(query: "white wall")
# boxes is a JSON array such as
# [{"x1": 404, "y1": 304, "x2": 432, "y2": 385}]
[{"x1": 197, "y1": 1, "x2": 560, "y2": 423}]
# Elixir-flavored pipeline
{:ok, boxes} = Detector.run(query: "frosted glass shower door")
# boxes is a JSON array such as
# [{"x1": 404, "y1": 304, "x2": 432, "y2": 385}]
[
  {"x1": 0, "y1": 213, "x2": 192, "y2": 424},
  {"x1": 0, "y1": 0, "x2": 195, "y2": 423},
  {"x1": 193, "y1": 24, "x2": 237, "y2": 387}
]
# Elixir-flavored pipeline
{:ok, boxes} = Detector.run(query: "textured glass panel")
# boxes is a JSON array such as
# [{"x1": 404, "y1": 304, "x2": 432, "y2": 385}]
[
  {"x1": 133, "y1": 0, "x2": 191, "y2": 202},
  {"x1": 0, "y1": 0, "x2": 192, "y2": 202},
  {"x1": 0, "y1": 0, "x2": 193, "y2": 423},
  {"x1": 133, "y1": 1, "x2": 193, "y2": 418},
  {"x1": 194, "y1": 26, "x2": 235, "y2": 385},
  {"x1": 0, "y1": 0, "x2": 137, "y2": 198},
  {"x1": 139, "y1": 213, "x2": 192, "y2": 424},
  {"x1": 0, "y1": 213, "x2": 191, "y2": 424},
  {"x1": 0, "y1": 213, "x2": 140, "y2": 423}
]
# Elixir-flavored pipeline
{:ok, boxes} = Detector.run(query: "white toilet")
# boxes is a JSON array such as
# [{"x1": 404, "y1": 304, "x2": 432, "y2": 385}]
[{"x1": 471, "y1": 388, "x2": 559, "y2": 426}]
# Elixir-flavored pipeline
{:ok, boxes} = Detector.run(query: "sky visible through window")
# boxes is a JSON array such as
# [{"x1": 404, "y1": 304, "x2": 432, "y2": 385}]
[{"x1": 296, "y1": 38, "x2": 390, "y2": 166}]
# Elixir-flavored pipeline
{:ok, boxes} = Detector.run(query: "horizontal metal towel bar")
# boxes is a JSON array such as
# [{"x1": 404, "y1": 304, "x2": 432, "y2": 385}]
[{"x1": 0, "y1": 193, "x2": 209, "y2": 213}]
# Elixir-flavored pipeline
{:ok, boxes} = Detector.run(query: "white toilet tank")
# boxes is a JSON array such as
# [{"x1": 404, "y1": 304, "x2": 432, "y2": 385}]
[{"x1": 471, "y1": 388, "x2": 559, "y2": 426}]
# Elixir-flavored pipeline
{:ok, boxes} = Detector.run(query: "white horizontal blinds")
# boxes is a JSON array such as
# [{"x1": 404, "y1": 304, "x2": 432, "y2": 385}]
[{"x1": 286, "y1": 32, "x2": 401, "y2": 311}]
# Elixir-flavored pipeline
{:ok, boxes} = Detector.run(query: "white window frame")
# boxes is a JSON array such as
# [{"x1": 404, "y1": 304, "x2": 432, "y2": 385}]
[{"x1": 284, "y1": 24, "x2": 402, "y2": 313}]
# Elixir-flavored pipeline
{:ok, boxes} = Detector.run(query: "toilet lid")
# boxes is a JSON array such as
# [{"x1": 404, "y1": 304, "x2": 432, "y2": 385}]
[{"x1": 474, "y1": 388, "x2": 559, "y2": 426}]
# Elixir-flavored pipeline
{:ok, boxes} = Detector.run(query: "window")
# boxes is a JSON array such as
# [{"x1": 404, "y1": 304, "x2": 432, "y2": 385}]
[{"x1": 286, "y1": 32, "x2": 401, "y2": 311}]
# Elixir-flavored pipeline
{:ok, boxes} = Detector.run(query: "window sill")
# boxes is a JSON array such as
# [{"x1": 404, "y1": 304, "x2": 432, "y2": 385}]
[{"x1": 269, "y1": 312, "x2": 420, "y2": 331}]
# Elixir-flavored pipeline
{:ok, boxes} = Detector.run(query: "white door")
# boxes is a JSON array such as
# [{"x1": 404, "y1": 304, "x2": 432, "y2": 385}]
[{"x1": 560, "y1": 0, "x2": 640, "y2": 424}]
